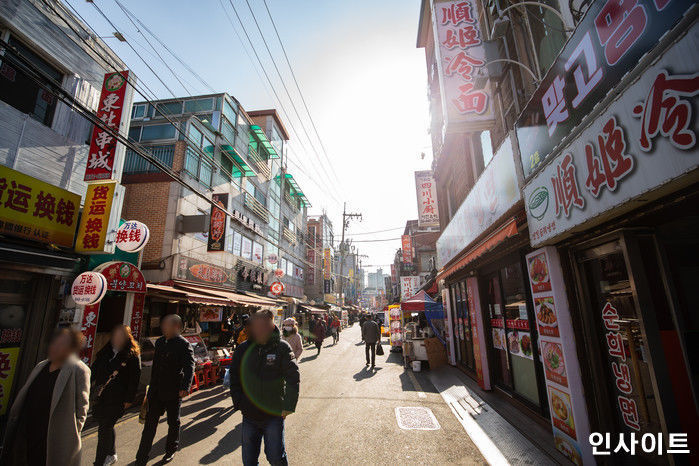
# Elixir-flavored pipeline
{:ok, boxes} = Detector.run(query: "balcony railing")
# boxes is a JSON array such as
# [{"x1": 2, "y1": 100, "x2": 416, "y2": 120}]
[
  {"x1": 283, "y1": 191, "x2": 299, "y2": 211},
  {"x1": 283, "y1": 227, "x2": 296, "y2": 244},
  {"x1": 244, "y1": 192, "x2": 270, "y2": 223},
  {"x1": 247, "y1": 146, "x2": 271, "y2": 179},
  {"x1": 124, "y1": 145, "x2": 175, "y2": 174}
]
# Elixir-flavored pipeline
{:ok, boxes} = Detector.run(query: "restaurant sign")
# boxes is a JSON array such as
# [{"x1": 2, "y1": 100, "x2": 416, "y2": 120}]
[
  {"x1": 176, "y1": 255, "x2": 236, "y2": 287},
  {"x1": 415, "y1": 170, "x2": 440, "y2": 227},
  {"x1": 400, "y1": 276, "x2": 420, "y2": 301},
  {"x1": 436, "y1": 135, "x2": 521, "y2": 268},
  {"x1": 401, "y1": 235, "x2": 413, "y2": 264},
  {"x1": 432, "y1": 0, "x2": 495, "y2": 132},
  {"x1": 0, "y1": 165, "x2": 81, "y2": 248},
  {"x1": 523, "y1": 29, "x2": 699, "y2": 247},
  {"x1": 516, "y1": 0, "x2": 693, "y2": 178},
  {"x1": 207, "y1": 193, "x2": 228, "y2": 252},
  {"x1": 85, "y1": 71, "x2": 130, "y2": 181}
]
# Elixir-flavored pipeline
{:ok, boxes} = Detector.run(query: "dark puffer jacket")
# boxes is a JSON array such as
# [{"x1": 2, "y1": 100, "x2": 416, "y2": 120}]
[
  {"x1": 91, "y1": 344, "x2": 141, "y2": 415},
  {"x1": 229, "y1": 327, "x2": 300, "y2": 421}
]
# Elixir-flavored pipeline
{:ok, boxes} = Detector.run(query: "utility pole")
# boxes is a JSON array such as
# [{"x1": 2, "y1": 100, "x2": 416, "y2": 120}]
[{"x1": 337, "y1": 202, "x2": 361, "y2": 305}]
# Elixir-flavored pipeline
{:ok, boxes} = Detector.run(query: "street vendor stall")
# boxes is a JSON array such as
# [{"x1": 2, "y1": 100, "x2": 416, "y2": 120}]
[
  {"x1": 296, "y1": 304, "x2": 328, "y2": 344},
  {"x1": 400, "y1": 291, "x2": 447, "y2": 370}
]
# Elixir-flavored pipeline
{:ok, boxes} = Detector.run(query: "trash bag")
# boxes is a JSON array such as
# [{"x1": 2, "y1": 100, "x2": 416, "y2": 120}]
[
  {"x1": 376, "y1": 342, "x2": 384, "y2": 356},
  {"x1": 223, "y1": 367, "x2": 231, "y2": 388}
]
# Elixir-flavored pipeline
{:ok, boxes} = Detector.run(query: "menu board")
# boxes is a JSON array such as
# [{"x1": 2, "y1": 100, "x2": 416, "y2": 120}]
[{"x1": 525, "y1": 247, "x2": 592, "y2": 465}]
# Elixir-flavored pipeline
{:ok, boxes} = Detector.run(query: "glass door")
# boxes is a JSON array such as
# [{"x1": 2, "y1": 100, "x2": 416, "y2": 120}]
[
  {"x1": 458, "y1": 281, "x2": 475, "y2": 370},
  {"x1": 485, "y1": 272, "x2": 513, "y2": 389}
]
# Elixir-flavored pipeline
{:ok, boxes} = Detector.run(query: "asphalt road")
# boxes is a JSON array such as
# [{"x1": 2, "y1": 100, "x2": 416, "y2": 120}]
[{"x1": 81, "y1": 324, "x2": 485, "y2": 465}]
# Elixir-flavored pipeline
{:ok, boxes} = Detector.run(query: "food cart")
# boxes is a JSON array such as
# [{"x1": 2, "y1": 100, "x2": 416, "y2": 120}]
[{"x1": 400, "y1": 291, "x2": 447, "y2": 369}]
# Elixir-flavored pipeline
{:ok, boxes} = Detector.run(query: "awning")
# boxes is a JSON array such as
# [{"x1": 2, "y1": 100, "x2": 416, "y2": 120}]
[
  {"x1": 250, "y1": 125, "x2": 280, "y2": 159},
  {"x1": 437, "y1": 218, "x2": 519, "y2": 282},
  {"x1": 146, "y1": 283, "x2": 231, "y2": 306},
  {"x1": 175, "y1": 283, "x2": 277, "y2": 307},
  {"x1": 218, "y1": 145, "x2": 256, "y2": 177},
  {"x1": 299, "y1": 304, "x2": 328, "y2": 314},
  {"x1": 275, "y1": 173, "x2": 312, "y2": 207}
]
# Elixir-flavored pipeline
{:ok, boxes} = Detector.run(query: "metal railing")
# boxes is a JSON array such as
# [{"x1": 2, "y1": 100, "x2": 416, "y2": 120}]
[
  {"x1": 244, "y1": 192, "x2": 270, "y2": 222},
  {"x1": 283, "y1": 227, "x2": 296, "y2": 244},
  {"x1": 124, "y1": 145, "x2": 175, "y2": 174}
]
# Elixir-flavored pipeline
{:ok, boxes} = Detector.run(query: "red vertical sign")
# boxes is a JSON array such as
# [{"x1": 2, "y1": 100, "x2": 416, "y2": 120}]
[
  {"x1": 130, "y1": 293, "x2": 146, "y2": 342},
  {"x1": 401, "y1": 235, "x2": 412, "y2": 264},
  {"x1": 79, "y1": 303, "x2": 101, "y2": 364},
  {"x1": 84, "y1": 71, "x2": 130, "y2": 181}
]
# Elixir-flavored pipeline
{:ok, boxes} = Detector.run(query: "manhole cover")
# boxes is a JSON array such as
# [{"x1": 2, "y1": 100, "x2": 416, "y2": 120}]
[{"x1": 395, "y1": 407, "x2": 441, "y2": 430}]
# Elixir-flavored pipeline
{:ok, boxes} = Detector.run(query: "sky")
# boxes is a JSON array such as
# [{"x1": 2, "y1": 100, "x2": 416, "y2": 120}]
[{"x1": 69, "y1": 0, "x2": 432, "y2": 274}]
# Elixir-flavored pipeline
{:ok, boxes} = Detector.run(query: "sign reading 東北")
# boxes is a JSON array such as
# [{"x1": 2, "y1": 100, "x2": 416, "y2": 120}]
[
  {"x1": 0, "y1": 165, "x2": 81, "y2": 248},
  {"x1": 436, "y1": 135, "x2": 521, "y2": 268},
  {"x1": 515, "y1": 0, "x2": 693, "y2": 178},
  {"x1": 85, "y1": 71, "x2": 130, "y2": 182},
  {"x1": 75, "y1": 181, "x2": 120, "y2": 254},
  {"x1": 523, "y1": 28, "x2": 699, "y2": 247},
  {"x1": 207, "y1": 193, "x2": 228, "y2": 252},
  {"x1": 415, "y1": 170, "x2": 440, "y2": 227},
  {"x1": 432, "y1": 0, "x2": 494, "y2": 132}
]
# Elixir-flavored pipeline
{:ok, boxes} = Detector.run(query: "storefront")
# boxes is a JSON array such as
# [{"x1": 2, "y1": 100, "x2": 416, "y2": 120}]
[{"x1": 518, "y1": 6, "x2": 698, "y2": 463}]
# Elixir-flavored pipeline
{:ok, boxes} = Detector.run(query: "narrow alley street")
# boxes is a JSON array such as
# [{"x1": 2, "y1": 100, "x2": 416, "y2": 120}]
[{"x1": 81, "y1": 324, "x2": 486, "y2": 465}]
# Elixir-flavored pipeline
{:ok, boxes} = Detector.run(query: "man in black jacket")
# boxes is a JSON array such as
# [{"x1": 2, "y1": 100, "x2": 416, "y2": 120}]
[
  {"x1": 136, "y1": 315, "x2": 195, "y2": 465},
  {"x1": 230, "y1": 310, "x2": 300, "y2": 466}
]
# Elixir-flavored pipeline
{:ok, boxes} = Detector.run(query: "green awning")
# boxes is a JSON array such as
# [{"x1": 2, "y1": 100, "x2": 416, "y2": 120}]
[
  {"x1": 206, "y1": 145, "x2": 256, "y2": 177},
  {"x1": 275, "y1": 173, "x2": 312, "y2": 207},
  {"x1": 250, "y1": 125, "x2": 280, "y2": 159}
]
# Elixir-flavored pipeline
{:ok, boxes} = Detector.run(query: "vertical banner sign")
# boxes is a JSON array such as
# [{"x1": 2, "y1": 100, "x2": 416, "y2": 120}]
[
  {"x1": 525, "y1": 247, "x2": 593, "y2": 465},
  {"x1": 415, "y1": 170, "x2": 440, "y2": 227},
  {"x1": 75, "y1": 181, "x2": 117, "y2": 254},
  {"x1": 79, "y1": 303, "x2": 101, "y2": 364},
  {"x1": 85, "y1": 71, "x2": 130, "y2": 181},
  {"x1": 432, "y1": 0, "x2": 495, "y2": 132},
  {"x1": 323, "y1": 248, "x2": 332, "y2": 280},
  {"x1": 401, "y1": 235, "x2": 413, "y2": 264},
  {"x1": 306, "y1": 249, "x2": 315, "y2": 285},
  {"x1": 390, "y1": 264, "x2": 397, "y2": 284},
  {"x1": 400, "y1": 276, "x2": 420, "y2": 301},
  {"x1": 516, "y1": 0, "x2": 693, "y2": 178},
  {"x1": 207, "y1": 193, "x2": 228, "y2": 252},
  {"x1": 130, "y1": 293, "x2": 145, "y2": 342}
]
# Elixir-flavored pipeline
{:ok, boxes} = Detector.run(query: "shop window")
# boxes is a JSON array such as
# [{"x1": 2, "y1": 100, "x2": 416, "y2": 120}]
[{"x1": 0, "y1": 36, "x2": 62, "y2": 127}]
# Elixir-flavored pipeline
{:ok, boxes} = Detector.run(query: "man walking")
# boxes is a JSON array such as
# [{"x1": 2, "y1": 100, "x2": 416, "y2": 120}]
[
  {"x1": 230, "y1": 310, "x2": 300, "y2": 466},
  {"x1": 136, "y1": 315, "x2": 194, "y2": 465},
  {"x1": 313, "y1": 316, "x2": 326, "y2": 355},
  {"x1": 361, "y1": 317, "x2": 380, "y2": 368}
]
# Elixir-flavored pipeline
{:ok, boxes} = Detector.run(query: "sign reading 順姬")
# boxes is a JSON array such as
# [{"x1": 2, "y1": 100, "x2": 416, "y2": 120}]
[
  {"x1": 516, "y1": 0, "x2": 693, "y2": 179},
  {"x1": 415, "y1": 170, "x2": 440, "y2": 227},
  {"x1": 85, "y1": 71, "x2": 131, "y2": 182},
  {"x1": 0, "y1": 165, "x2": 81, "y2": 248},
  {"x1": 523, "y1": 27, "x2": 699, "y2": 247},
  {"x1": 432, "y1": 0, "x2": 495, "y2": 132}
]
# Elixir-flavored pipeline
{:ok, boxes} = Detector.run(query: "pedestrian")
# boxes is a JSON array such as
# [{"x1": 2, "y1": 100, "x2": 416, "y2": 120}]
[
  {"x1": 359, "y1": 314, "x2": 366, "y2": 343},
  {"x1": 282, "y1": 317, "x2": 303, "y2": 361},
  {"x1": 91, "y1": 325, "x2": 142, "y2": 466},
  {"x1": 361, "y1": 317, "x2": 380, "y2": 369},
  {"x1": 135, "y1": 315, "x2": 194, "y2": 465},
  {"x1": 230, "y1": 310, "x2": 300, "y2": 466},
  {"x1": 1, "y1": 328, "x2": 89, "y2": 466},
  {"x1": 237, "y1": 313, "x2": 250, "y2": 347},
  {"x1": 330, "y1": 316, "x2": 340, "y2": 344},
  {"x1": 313, "y1": 316, "x2": 326, "y2": 355}
]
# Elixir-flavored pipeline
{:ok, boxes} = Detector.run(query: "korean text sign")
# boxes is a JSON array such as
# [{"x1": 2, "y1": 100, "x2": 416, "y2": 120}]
[
  {"x1": 415, "y1": 170, "x2": 440, "y2": 227},
  {"x1": 516, "y1": 0, "x2": 692, "y2": 178},
  {"x1": 75, "y1": 181, "x2": 117, "y2": 253},
  {"x1": 432, "y1": 0, "x2": 495, "y2": 131},
  {"x1": 85, "y1": 71, "x2": 130, "y2": 182},
  {"x1": 0, "y1": 165, "x2": 81, "y2": 248},
  {"x1": 523, "y1": 27, "x2": 699, "y2": 247}
]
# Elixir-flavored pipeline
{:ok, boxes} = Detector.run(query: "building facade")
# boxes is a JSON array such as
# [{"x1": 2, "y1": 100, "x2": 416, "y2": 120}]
[
  {"x1": 419, "y1": 0, "x2": 698, "y2": 462},
  {"x1": 305, "y1": 213, "x2": 334, "y2": 303}
]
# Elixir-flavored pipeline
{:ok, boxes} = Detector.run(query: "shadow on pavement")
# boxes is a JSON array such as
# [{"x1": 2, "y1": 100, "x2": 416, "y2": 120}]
[
  {"x1": 299, "y1": 354, "x2": 318, "y2": 363},
  {"x1": 353, "y1": 366, "x2": 382, "y2": 381},
  {"x1": 199, "y1": 421, "x2": 242, "y2": 464}
]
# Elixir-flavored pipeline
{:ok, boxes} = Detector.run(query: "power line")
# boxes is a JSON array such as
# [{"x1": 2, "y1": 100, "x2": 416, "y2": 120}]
[
  {"x1": 261, "y1": 0, "x2": 344, "y2": 191},
  {"x1": 344, "y1": 227, "x2": 405, "y2": 236}
]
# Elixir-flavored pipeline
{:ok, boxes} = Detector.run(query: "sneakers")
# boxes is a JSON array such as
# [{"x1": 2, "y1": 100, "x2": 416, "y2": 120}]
[
  {"x1": 104, "y1": 454, "x2": 117, "y2": 465},
  {"x1": 163, "y1": 451, "x2": 176, "y2": 463}
]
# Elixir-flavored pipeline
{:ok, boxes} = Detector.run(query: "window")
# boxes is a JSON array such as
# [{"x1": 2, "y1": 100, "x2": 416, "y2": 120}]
[
  {"x1": 223, "y1": 99, "x2": 238, "y2": 124},
  {"x1": 156, "y1": 101, "x2": 182, "y2": 116},
  {"x1": 286, "y1": 259, "x2": 294, "y2": 277},
  {"x1": 241, "y1": 236, "x2": 253, "y2": 260},
  {"x1": 141, "y1": 124, "x2": 177, "y2": 141},
  {"x1": 184, "y1": 97, "x2": 213, "y2": 113},
  {"x1": 221, "y1": 117, "x2": 237, "y2": 146},
  {"x1": 280, "y1": 258, "x2": 287, "y2": 273},
  {"x1": 131, "y1": 104, "x2": 146, "y2": 119},
  {"x1": 128, "y1": 126, "x2": 141, "y2": 141},
  {"x1": 0, "y1": 36, "x2": 62, "y2": 127},
  {"x1": 252, "y1": 241, "x2": 263, "y2": 264},
  {"x1": 232, "y1": 231, "x2": 242, "y2": 256}
]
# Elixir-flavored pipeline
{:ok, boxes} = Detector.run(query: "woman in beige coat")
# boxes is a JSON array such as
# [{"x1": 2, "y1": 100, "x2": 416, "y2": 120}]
[
  {"x1": 1, "y1": 328, "x2": 90, "y2": 466},
  {"x1": 282, "y1": 317, "x2": 303, "y2": 361}
]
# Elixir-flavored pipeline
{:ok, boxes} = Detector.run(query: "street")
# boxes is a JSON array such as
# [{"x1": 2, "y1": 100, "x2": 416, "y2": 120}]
[{"x1": 81, "y1": 324, "x2": 486, "y2": 465}]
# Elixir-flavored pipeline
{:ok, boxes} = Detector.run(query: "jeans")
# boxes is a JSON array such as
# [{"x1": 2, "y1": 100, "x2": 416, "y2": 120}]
[
  {"x1": 136, "y1": 396, "x2": 182, "y2": 462},
  {"x1": 94, "y1": 404, "x2": 123, "y2": 466},
  {"x1": 365, "y1": 342, "x2": 376, "y2": 366},
  {"x1": 241, "y1": 416, "x2": 288, "y2": 466}
]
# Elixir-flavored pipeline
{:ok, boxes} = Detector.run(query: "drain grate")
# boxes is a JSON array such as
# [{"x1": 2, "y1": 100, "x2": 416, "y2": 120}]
[{"x1": 395, "y1": 406, "x2": 441, "y2": 430}]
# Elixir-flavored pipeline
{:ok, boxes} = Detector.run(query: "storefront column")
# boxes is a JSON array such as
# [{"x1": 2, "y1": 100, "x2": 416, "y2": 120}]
[
  {"x1": 442, "y1": 287, "x2": 456, "y2": 366},
  {"x1": 466, "y1": 277, "x2": 490, "y2": 390}
]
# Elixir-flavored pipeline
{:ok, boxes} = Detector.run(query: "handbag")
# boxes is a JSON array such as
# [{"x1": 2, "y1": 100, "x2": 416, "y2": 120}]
[
  {"x1": 139, "y1": 386, "x2": 149, "y2": 424},
  {"x1": 376, "y1": 341, "x2": 384, "y2": 356}
]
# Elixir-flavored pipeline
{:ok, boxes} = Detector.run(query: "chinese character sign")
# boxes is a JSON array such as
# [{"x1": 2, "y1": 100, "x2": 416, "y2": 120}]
[
  {"x1": 75, "y1": 181, "x2": 117, "y2": 253},
  {"x1": 0, "y1": 165, "x2": 81, "y2": 248},
  {"x1": 71, "y1": 271, "x2": 108, "y2": 306},
  {"x1": 433, "y1": 0, "x2": 494, "y2": 131},
  {"x1": 516, "y1": 0, "x2": 692, "y2": 178},
  {"x1": 523, "y1": 29, "x2": 699, "y2": 247},
  {"x1": 115, "y1": 220, "x2": 150, "y2": 253},
  {"x1": 0, "y1": 347, "x2": 20, "y2": 416},
  {"x1": 323, "y1": 248, "x2": 332, "y2": 280},
  {"x1": 401, "y1": 235, "x2": 413, "y2": 264},
  {"x1": 415, "y1": 170, "x2": 440, "y2": 227},
  {"x1": 400, "y1": 276, "x2": 420, "y2": 301},
  {"x1": 207, "y1": 193, "x2": 228, "y2": 252},
  {"x1": 85, "y1": 71, "x2": 130, "y2": 182},
  {"x1": 79, "y1": 303, "x2": 101, "y2": 364}
]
